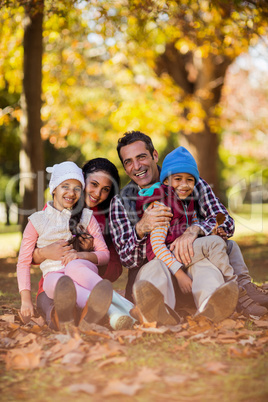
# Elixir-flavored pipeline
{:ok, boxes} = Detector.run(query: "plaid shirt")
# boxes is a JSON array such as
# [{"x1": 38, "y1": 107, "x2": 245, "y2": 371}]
[{"x1": 109, "y1": 177, "x2": 235, "y2": 269}]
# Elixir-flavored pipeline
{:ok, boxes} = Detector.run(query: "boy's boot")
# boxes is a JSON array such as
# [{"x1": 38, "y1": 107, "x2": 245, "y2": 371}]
[
  {"x1": 79, "y1": 279, "x2": 113, "y2": 331},
  {"x1": 195, "y1": 281, "x2": 239, "y2": 323},
  {"x1": 133, "y1": 280, "x2": 182, "y2": 326},
  {"x1": 236, "y1": 287, "x2": 267, "y2": 317},
  {"x1": 108, "y1": 291, "x2": 136, "y2": 330}
]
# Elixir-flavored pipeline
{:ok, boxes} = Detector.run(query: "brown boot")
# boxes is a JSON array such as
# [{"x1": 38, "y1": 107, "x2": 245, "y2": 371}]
[
  {"x1": 54, "y1": 276, "x2": 77, "y2": 330},
  {"x1": 79, "y1": 280, "x2": 113, "y2": 331},
  {"x1": 237, "y1": 287, "x2": 267, "y2": 317},
  {"x1": 133, "y1": 280, "x2": 182, "y2": 326},
  {"x1": 243, "y1": 282, "x2": 268, "y2": 308}
]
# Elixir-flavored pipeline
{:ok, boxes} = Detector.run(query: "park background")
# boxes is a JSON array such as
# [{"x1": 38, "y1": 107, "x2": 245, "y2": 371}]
[{"x1": 0, "y1": 1, "x2": 268, "y2": 401}]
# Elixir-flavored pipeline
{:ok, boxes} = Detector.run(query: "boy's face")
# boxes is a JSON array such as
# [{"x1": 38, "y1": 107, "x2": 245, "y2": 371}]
[{"x1": 164, "y1": 173, "x2": 195, "y2": 199}]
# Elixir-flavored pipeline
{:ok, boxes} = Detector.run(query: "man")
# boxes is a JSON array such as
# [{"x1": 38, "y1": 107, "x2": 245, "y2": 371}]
[{"x1": 109, "y1": 131, "x2": 268, "y2": 323}]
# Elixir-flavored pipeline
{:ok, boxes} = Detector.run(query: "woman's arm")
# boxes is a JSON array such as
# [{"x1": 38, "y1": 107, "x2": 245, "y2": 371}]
[{"x1": 32, "y1": 240, "x2": 72, "y2": 264}]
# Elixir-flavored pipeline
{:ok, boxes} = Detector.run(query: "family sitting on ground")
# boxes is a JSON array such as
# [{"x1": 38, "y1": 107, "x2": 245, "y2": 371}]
[{"x1": 16, "y1": 131, "x2": 268, "y2": 330}]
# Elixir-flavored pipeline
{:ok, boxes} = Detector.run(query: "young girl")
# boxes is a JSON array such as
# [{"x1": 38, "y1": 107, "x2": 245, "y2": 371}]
[
  {"x1": 17, "y1": 162, "x2": 129, "y2": 330},
  {"x1": 23, "y1": 160, "x2": 135, "y2": 330}
]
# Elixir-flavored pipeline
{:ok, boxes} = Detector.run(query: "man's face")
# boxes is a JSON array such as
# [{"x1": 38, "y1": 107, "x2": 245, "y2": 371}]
[{"x1": 120, "y1": 141, "x2": 159, "y2": 188}]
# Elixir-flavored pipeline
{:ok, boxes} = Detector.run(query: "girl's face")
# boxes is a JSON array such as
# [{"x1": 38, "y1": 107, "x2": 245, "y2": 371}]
[
  {"x1": 84, "y1": 171, "x2": 112, "y2": 208},
  {"x1": 53, "y1": 179, "x2": 82, "y2": 211}
]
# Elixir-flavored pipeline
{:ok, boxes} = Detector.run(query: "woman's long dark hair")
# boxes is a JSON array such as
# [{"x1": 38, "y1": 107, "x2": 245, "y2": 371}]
[{"x1": 82, "y1": 158, "x2": 120, "y2": 217}]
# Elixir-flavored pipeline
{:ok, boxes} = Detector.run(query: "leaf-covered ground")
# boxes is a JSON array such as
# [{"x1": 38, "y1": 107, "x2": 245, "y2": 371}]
[{"x1": 0, "y1": 233, "x2": 268, "y2": 402}]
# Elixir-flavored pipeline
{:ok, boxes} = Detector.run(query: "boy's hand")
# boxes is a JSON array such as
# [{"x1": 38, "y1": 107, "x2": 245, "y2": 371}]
[
  {"x1": 215, "y1": 227, "x2": 228, "y2": 240},
  {"x1": 170, "y1": 226, "x2": 203, "y2": 265},
  {"x1": 135, "y1": 204, "x2": 173, "y2": 239},
  {"x1": 174, "y1": 269, "x2": 192, "y2": 293}
]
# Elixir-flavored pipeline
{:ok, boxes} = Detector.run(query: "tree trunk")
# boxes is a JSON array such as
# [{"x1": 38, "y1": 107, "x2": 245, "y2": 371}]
[
  {"x1": 180, "y1": 127, "x2": 219, "y2": 194},
  {"x1": 156, "y1": 45, "x2": 232, "y2": 196},
  {"x1": 19, "y1": 1, "x2": 44, "y2": 231}
]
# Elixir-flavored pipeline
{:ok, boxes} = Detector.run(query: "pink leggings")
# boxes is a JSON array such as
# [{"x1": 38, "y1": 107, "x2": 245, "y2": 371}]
[{"x1": 43, "y1": 259, "x2": 102, "y2": 308}]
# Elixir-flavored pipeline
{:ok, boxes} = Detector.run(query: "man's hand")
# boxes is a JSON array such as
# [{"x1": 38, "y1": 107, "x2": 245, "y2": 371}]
[
  {"x1": 33, "y1": 240, "x2": 72, "y2": 264},
  {"x1": 170, "y1": 226, "x2": 203, "y2": 266},
  {"x1": 135, "y1": 204, "x2": 173, "y2": 239},
  {"x1": 174, "y1": 269, "x2": 192, "y2": 294}
]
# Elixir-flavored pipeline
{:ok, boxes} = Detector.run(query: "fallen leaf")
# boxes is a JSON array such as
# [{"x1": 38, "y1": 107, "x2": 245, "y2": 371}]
[
  {"x1": 5, "y1": 341, "x2": 42, "y2": 370},
  {"x1": 0, "y1": 314, "x2": 15, "y2": 323},
  {"x1": 97, "y1": 356, "x2": 127, "y2": 369},
  {"x1": 163, "y1": 374, "x2": 195, "y2": 385},
  {"x1": 202, "y1": 361, "x2": 227, "y2": 374},
  {"x1": 102, "y1": 380, "x2": 142, "y2": 396},
  {"x1": 252, "y1": 320, "x2": 268, "y2": 328},
  {"x1": 228, "y1": 345, "x2": 258, "y2": 358},
  {"x1": 135, "y1": 367, "x2": 161, "y2": 383},
  {"x1": 31, "y1": 316, "x2": 45, "y2": 327},
  {"x1": 18, "y1": 312, "x2": 31, "y2": 324},
  {"x1": 238, "y1": 336, "x2": 256, "y2": 346},
  {"x1": 217, "y1": 319, "x2": 237, "y2": 330},
  {"x1": 69, "y1": 383, "x2": 96, "y2": 394},
  {"x1": 61, "y1": 351, "x2": 84, "y2": 365}
]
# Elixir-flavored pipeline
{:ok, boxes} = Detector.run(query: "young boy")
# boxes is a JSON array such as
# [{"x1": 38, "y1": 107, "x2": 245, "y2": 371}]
[{"x1": 135, "y1": 146, "x2": 239, "y2": 323}]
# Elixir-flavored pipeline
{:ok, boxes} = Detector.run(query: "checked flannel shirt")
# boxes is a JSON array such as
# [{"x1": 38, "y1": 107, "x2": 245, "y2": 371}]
[{"x1": 109, "y1": 177, "x2": 235, "y2": 270}]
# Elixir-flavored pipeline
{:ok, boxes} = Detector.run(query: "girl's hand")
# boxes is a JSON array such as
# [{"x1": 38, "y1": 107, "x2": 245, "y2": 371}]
[
  {"x1": 21, "y1": 300, "x2": 34, "y2": 317},
  {"x1": 61, "y1": 249, "x2": 79, "y2": 266},
  {"x1": 20, "y1": 290, "x2": 34, "y2": 318},
  {"x1": 175, "y1": 269, "x2": 192, "y2": 294}
]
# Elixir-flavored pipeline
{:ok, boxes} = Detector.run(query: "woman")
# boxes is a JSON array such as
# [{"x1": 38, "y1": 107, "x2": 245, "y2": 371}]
[{"x1": 34, "y1": 158, "x2": 134, "y2": 330}]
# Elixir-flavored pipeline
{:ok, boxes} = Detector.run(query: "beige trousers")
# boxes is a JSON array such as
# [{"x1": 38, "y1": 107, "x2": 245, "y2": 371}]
[{"x1": 135, "y1": 235, "x2": 237, "y2": 309}]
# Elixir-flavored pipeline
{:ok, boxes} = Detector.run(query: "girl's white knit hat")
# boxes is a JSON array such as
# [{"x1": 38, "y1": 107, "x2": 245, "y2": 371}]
[{"x1": 46, "y1": 161, "x2": 85, "y2": 195}]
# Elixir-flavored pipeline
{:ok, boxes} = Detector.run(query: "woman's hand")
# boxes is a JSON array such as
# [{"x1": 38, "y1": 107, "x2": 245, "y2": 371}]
[
  {"x1": 78, "y1": 234, "x2": 94, "y2": 252},
  {"x1": 33, "y1": 240, "x2": 73, "y2": 263}
]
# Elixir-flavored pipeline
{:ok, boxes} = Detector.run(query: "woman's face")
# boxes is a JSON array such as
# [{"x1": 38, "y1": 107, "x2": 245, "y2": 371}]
[{"x1": 84, "y1": 170, "x2": 112, "y2": 208}]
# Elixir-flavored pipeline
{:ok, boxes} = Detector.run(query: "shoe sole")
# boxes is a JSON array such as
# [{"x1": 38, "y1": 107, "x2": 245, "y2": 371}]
[
  {"x1": 54, "y1": 276, "x2": 77, "y2": 323},
  {"x1": 79, "y1": 279, "x2": 113, "y2": 330},
  {"x1": 133, "y1": 280, "x2": 178, "y2": 325},
  {"x1": 195, "y1": 281, "x2": 239, "y2": 323}
]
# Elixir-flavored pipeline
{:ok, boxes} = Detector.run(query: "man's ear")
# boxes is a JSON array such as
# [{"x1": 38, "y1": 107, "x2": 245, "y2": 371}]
[{"x1": 152, "y1": 150, "x2": 159, "y2": 162}]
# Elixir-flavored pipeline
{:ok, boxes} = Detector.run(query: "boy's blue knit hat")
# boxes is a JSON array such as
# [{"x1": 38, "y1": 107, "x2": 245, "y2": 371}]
[{"x1": 160, "y1": 146, "x2": 199, "y2": 184}]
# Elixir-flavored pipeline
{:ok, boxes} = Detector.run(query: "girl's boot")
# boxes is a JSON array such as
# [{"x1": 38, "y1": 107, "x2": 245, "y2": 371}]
[{"x1": 108, "y1": 291, "x2": 136, "y2": 330}]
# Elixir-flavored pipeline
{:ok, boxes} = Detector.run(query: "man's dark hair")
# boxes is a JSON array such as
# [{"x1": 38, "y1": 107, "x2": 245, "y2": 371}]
[{"x1": 117, "y1": 131, "x2": 155, "y2": 164}]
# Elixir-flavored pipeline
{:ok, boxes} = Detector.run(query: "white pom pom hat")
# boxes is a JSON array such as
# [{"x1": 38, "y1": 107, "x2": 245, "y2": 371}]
[{"x1": 46, "y1": 161, "x2": 85, "y2": 195}]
